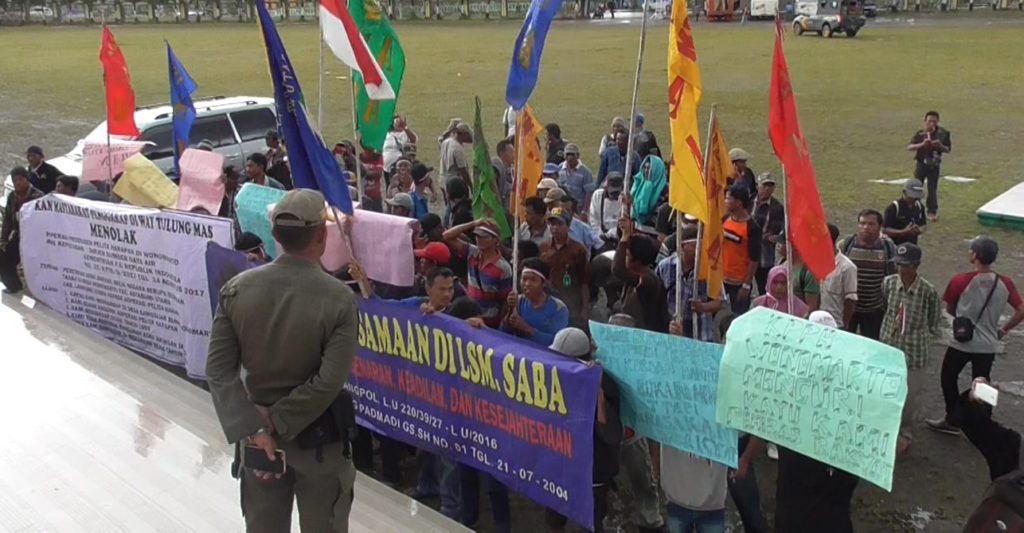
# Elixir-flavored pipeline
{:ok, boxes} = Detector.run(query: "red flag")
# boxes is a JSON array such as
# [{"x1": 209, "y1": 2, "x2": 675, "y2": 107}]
[
  {"x1": 99, "y1": 27, "x2": 140, "y2": 137},
  {"x1": 768, "y1": 17, "x2": 834, "y2": 281}
]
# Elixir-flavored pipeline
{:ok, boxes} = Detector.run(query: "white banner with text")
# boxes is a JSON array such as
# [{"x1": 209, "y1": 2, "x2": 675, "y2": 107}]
[{"x1": 19, "y1": 195, "x2": 234, "y2": 378}]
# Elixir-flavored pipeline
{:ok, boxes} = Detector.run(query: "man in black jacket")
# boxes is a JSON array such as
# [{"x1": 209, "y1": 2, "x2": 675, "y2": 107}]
[
  {"x1": 546, "y1": 327, "x2": 622, "y2": 533},
  {"x1": 1, "y1": 167, "x2": 44, "y2": 293},
  {"x1": 751, "y1": 172, "x2": 785, "y2": 295},
  {"x1": 25, "y1": 145, "x2": 63, "y2": 194}
]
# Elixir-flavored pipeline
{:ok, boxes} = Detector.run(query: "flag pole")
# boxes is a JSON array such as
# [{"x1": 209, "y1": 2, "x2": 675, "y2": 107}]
[
  {"x1": 687, "y1": 104, "x2": 717, "y2": 337},
  {"x1": 349, "y1": 75, "x2": 364, "y2": 206},
  {"x1": 511, "y1": 115, "x2": 524, "y2": 293},
  {"x1": 622, "y1": 0, "x2": 650, "y2": 217},
  {"x1": 317, "y1": 19, "x2": 326, "y2": 130},
  {"x1": 782, "y1": 162, "x2": 794, "y2": 314}
]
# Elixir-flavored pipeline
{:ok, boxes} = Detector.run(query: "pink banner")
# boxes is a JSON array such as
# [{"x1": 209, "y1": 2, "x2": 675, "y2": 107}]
[
  {"x1": 82, "y1": 141, "x2": 149, "y2": 182},
  {"x1": 321, "y1": 209, "x2": 415, "y2": 287},
  {"x1": 176, "y1": 149, "x2": 226, "y2": 216}
]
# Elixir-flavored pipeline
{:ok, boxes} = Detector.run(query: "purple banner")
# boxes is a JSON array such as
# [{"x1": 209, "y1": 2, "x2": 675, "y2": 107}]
[
  {"x1": 350, "y1": 297, "x2": 601, "y2": 530},
  {"x1": 202, "y1": 250, "x2": 601, "y2": 528}
]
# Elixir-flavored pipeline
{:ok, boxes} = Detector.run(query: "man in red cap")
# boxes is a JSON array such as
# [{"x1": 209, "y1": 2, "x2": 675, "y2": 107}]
[{"x1": 414, "y1": 242, "x2": 467, "y2": 299}]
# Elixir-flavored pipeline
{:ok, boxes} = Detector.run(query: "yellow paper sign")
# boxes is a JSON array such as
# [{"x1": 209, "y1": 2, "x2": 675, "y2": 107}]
[{"x1": 114, "y1": 154, "x2": 179, "y2": 208}]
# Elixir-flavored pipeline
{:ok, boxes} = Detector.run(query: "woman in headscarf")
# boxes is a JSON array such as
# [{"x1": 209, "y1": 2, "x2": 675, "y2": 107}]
[
  {"x1": 630, "y1": 155, "x2": 666, "y2": 229},
  {"x1": 751, "y1": 265, "x2": 811, "y2": 318}
]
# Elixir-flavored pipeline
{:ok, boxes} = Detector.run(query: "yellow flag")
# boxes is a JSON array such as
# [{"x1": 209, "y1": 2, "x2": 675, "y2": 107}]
[
  {"x1": 513, "y1": 105, "x2": 546, "y2": 218},
  {"x1": 667, "y1": 0, "x2": 707, "y2": 223},
  {"x1": 700, "y1": 116, "x2": 731, "y2": 299},
  {"x1": 114, "y1": 153, "x2": 180, "y2": 208}
]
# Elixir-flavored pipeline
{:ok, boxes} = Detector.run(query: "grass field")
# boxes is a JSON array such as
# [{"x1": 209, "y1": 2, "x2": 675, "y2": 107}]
[
  {"x1": 2, "y1": 17, "x2": 1024, "y2": 528},
  {"x1": 3, "y1": 18, "x2": 1024, "y2": 253}
]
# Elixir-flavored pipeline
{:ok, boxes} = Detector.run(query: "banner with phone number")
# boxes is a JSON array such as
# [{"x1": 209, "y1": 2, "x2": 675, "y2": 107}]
[{"x1": 349, "y1": 297, "x2": 602, "y2": 530}]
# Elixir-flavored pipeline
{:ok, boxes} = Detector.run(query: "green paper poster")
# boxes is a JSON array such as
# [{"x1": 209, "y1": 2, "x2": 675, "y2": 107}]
[{"x1": 715, "y1": 307, "x2": 907, "y2": 491}]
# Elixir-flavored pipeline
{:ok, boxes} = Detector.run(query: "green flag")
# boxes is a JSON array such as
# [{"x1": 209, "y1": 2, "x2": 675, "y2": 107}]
[
  {"x1": 349, "y1": 0, "x2": 405, "y2": 151},
  {"x1": 471, "y1": 97, "x2": 512, "y2": 240}
]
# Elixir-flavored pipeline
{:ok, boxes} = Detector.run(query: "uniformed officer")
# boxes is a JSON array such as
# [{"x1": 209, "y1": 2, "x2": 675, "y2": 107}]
[{"x1": 207, "y1": 189, "x2": 358, "y2": 532}]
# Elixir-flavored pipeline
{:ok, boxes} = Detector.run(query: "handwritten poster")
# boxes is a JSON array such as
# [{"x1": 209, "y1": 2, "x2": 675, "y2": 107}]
[
  {"x1": 715, "y1": 307, "x2": 907, "y2": 490},
  {"x1": 234, "y1": 183, "x2": 287, "y2": 258},
  {"x1": 176, "y1": 148, "x2": 226, "y2": 216},
  {"x1": 322, "y1": 210, "x2": 416, "y2": 287},
  {"x1": 114, "y1": 154, "x2": 179, "y2": 208},
  {"x1": 591, "y1": 321, "x2": 738, "y2": 467},
  {"x1": 82, "y1": 141, "x2": 149, "y2": 182}
]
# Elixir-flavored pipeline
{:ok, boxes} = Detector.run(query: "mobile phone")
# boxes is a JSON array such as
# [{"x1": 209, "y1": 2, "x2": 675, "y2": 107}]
[
  {"x1": 973, "y1": 381, "x2": 999, "y2": 407},
  {"x1": 243, "y1": 445, "x2": 287, "y2": 474}
]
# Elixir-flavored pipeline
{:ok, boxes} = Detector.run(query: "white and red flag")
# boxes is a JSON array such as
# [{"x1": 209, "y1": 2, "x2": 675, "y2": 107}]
[{"x1": 318, "y1": 0, "x2": 395, "y2": 100}]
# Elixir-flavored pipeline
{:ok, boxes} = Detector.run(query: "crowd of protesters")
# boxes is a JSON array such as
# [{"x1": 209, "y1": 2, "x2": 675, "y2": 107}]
[{"x1": 3, "y1": 108, "x2": 1024, "y2": 532}]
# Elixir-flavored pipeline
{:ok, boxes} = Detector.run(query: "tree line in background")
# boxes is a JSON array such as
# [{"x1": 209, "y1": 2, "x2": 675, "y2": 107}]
[{"x1": 0, "y1": 0, "x2": 580, "y2": 24}]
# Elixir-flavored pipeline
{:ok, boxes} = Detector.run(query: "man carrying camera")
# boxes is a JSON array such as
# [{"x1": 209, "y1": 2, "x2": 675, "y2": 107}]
[{"x1": 907, "y1": 110, "x2": 951, "y2": 221}]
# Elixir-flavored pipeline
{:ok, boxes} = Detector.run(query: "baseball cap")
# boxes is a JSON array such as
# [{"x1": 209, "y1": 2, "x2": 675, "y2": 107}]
[
  {"x1": 809, "y1": 310, "x2": 838, "y2": 329},
  {"x1": 893, "y1": 243, "x2": 922, "y2": 265},
  {"x1": 414, "y1": 242, "x2": 452, "y2": 265},
  {"x1": 538, "y1": 177, "x2": 559, "y2": 190},
  {"x1": 418, "y1": 213, "x2": 442, "y2": 234},
  {"x1": 903, "y1": 178, "x2": 925, "y2": 199},
  {"x1": 544, "y1": 187, "x2": 568, "y2": 205},
  {"x1": 564, "y1": 143, "x2": 581, "y2": 156},
  {"x1": 757, "y1": 172, "x2": 776, "y2": 185},
  {"x1": 549, "y1": 328, "x2": 592, "y2": 359},
  {"x1": 271, "y1": 189, "x2": 327, "y2": 227},
  {"x1": 10, "y1": 166, "x2": 29, "y2": 179},
  {"x1": 543, "y1": 163, "x2": 560, "y2": 176},
  {"x1": 473, "y1": 222, "x2": 501, "y2": 239},
  {"x1": 234, "y1": 232, "x2": 264, "y2": 253},
  {"x1": 412, "y1": 163, "x2": 433, "y2": 184},
  {"x1": 970, "y1": 236, "x2": 999, "y2": 265},
  {"x1": 729, "y1": 148, "x2": 751, "y2": 162},
  {"x1": 547, "y1": 206, "x2": 573, "y2": 225},
  {"x1": 605, "y1": 172, "x2": 624, "y2": 192},
  {"x1": 26, "y1": 145, "x2": 43, "y2": 157},
  {"x1": 385, "y1": 192, "x2": 414, "y2": 211}
]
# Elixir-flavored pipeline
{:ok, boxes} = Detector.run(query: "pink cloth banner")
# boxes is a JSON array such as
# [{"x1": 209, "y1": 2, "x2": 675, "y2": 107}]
[
  {"x1": 176, "y1": 148, "x2": 226, "y2": 215},
  {"x1": 321, "y1": 209, "x2": 415, "y2": 287},
  {"x1": 82, "y1": 141, "x2": 149, "y2": 181}
]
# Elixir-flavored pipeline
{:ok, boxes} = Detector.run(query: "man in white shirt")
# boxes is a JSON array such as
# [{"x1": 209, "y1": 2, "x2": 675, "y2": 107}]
[
  {"x1": 588, "y1": 172, "x2": 624, "y2": 251},
  {"x1": 818, "y1": 223, "x2": 859, "y2": 330}
]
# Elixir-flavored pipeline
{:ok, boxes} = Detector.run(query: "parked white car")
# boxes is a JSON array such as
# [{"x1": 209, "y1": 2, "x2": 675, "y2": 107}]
[
  {"x1": 27, "y1": 5, "x2": 55, "y2": 21},
  {"x1": 2, "y1": 96, "x2": 276, "y2": 215}
]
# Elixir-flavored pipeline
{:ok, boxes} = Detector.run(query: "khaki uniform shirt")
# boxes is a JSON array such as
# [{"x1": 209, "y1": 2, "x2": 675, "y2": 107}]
[{"x1": 206, "y1": 254, "x2": 358, "y2": 443}]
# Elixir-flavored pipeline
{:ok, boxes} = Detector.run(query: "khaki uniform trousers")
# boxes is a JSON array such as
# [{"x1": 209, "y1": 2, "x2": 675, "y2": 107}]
[{"x1": 241, "y1": 438, "x2": 356, "y2": 533}]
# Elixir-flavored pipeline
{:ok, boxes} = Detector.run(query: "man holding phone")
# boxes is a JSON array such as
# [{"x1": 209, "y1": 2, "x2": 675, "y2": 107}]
[
  {"x1": 207, "y1": 189, "x2": 359, "y2": 532},
  {"x1": 907, "y1": 111, "x2": 951, "y2": 221}
]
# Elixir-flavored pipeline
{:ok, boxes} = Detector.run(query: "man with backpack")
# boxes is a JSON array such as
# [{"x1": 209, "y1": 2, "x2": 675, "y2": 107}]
[
  {"x1": 927, "y1": 237, "x2": 1024, "y2": 436},
  {"x1": 840, "y1": 209, "x2": 897, "y2": 340},
  {"x1": 883, "y1": 179, "x2": 928, "y2": 245}
]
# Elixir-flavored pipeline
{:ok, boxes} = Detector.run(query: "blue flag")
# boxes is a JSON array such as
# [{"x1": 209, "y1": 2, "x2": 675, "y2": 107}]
[
  {"x1": 255, "y1": 0, "x2": 354, "y2": 214},
  {"x1": 167, "y1": 43, "x2": 197, "y2": 179},
  {"x1": 505, "y1": 0, "x2": 563, "y2": 110}
]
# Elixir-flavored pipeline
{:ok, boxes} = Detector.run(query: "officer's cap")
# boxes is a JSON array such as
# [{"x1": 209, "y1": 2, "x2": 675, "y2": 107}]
[{"x1": 272, "y1": 189, "x2": 327, "y2": 227}]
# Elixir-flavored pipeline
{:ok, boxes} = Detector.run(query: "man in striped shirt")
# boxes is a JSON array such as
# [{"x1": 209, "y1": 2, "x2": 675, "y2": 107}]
[
  {"x1": 443, "y1": 219, "x2": 513, "y2": 328},
  {"x1": 840, "y1": 209, "x2": 897, "y2": 340}
]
